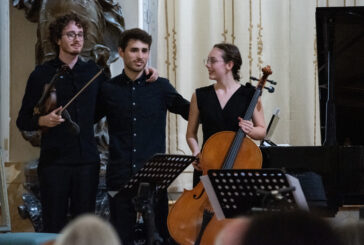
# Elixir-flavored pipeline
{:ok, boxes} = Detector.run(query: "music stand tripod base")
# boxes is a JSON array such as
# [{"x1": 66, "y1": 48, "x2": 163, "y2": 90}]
[{"x1": 122, "y1": 154, "x2": 196, "y2": 245}]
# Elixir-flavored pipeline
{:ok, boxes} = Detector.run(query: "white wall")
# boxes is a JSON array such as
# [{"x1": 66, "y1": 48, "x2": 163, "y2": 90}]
[
  {"x1": 111, "y1": 0, "x2": 158, "y2": 77},
  {"x1": 110, "y1": 0, "x2": 140, "y2": 77}
]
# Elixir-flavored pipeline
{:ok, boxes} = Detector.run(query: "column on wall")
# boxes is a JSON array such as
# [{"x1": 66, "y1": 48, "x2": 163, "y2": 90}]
[{"x1": 0, "y1": 0, "x2": 10, "y2": 161}]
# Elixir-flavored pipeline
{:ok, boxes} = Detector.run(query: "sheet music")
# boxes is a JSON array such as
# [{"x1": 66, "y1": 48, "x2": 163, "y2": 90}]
[
  {"x1": 200, "y1": 175, "x2": 225, "y2": 220},
  {"x1": 286, "y1": 174, "x2": 309, "y2": 211}
]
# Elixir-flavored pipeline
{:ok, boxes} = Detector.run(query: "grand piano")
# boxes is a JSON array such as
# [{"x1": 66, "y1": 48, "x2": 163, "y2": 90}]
[{"x1": 261, "y1": 6, "x2": 364, "y2": 216}]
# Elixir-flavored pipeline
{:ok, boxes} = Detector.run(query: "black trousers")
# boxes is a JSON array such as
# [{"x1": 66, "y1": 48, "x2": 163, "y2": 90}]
[
  {"x1": 38, "y1": 163, "x2": 100, "y2": 233},
  {"x1": 109, "y1": 189, "x2": 170, "y2": 245}
]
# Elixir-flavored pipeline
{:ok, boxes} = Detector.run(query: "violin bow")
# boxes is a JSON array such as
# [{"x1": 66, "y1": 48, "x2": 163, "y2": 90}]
[{"x1": 59, "y1": 69, "x2": 103, "y2": 114}]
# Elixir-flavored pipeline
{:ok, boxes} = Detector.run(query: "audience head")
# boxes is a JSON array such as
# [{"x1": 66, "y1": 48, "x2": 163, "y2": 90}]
[
  {"x1": 242, "y1": 210, "x2": 343, "y2": 245},
  {"x1": 336, "y1": 221, "x2": 364, "y2": 245},
  {"x1": 54, "y1": 214, "x2": 121, "y2": 245},
  {"x1": 215, "y1": 217, "x2": 251, "y2": 245}
]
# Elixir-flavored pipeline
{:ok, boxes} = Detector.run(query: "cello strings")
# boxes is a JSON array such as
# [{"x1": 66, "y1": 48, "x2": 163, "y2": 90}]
[{"x1": 222, "y1": 87, "x2": 262, "y2": 169}]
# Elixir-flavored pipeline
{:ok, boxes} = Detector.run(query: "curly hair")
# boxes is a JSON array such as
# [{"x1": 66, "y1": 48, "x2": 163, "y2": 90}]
[
  {"x1": 48, "y1": 13, "x2": 88, "y2": 53},
  {"x1": 213, "y1": 43, "x2": 242, "y2": 81}
]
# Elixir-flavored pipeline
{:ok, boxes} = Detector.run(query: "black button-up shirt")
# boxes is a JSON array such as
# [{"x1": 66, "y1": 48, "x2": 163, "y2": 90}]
[
  {"x1": 98, "y1": 71, "x2": 190, "y2": 190},
  {"x1": 17, "y1": 58, "x2": 106, "y2": 165}
]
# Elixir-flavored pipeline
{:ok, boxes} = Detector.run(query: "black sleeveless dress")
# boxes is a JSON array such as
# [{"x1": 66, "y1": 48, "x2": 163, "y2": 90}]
[{"x1": 193, "y1": 83, "x2": 255, "y2": 186}]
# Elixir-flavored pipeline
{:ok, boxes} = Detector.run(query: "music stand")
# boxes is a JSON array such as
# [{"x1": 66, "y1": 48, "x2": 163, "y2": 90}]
[
  {"x1": 123, "y1": 154, "x2": 195, "y2": 245},
  {"x1": 123, "y1": 154, "x2": 195, "y2": 191},
  {"x1": 260, "y1": 108, "x2": 280, "y2": 146},
  {"x1": 201, "y1": 168, "x2": 308, "y2": 220}
]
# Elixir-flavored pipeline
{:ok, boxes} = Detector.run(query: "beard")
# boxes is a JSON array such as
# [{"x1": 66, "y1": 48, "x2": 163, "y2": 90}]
[
  {"x1": 60, "y1": 42, "x2": 83, "y2": 56},
  {"x1": 69, "y1": 50, "x2": 81, "y2": 55},
  {"x1": 59, "y1": 47, "x2": 82, "y2": 57},
  {"x1": 68, "y1": 45, "x2": 82, "y2": 55}
]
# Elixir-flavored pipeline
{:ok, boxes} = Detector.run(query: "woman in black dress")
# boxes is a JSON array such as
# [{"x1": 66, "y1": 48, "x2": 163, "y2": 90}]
[{"x1": 186, "y1": 43, "x2": 267, "y2": 186}]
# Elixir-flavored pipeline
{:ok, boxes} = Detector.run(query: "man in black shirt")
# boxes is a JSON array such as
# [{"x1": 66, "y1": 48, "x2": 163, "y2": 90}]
[
  {"x1": 16, "y1": 14, "x2": 157, "y2": 233},
  {"x1": 17, "y1": 13, "x2": 106, "y2": 233},
  {"x1": 98, "y1": 28, "x2": 190, "y2": 244}
]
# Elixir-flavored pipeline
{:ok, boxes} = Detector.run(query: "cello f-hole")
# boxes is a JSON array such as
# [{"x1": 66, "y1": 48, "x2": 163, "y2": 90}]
[{"x1": 193, "y1": 189, "x2": 205, "y2": 199}]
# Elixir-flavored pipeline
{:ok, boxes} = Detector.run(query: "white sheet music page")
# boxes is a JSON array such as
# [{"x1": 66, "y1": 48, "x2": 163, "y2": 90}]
[
  {"x1": 200, "y1": 175, "x2": 226, "y2": 220},
  {"x1": 286, "y1": 174, "x2": 310, "y2": 211}
]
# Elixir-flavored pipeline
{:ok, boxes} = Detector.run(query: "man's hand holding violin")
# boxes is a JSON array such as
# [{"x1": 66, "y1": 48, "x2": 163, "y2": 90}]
[{"x1": 38, "y1": 106, "x2": 65, "y2": 127}]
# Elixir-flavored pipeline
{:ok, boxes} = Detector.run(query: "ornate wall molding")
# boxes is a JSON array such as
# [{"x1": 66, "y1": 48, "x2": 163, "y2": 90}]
[
  {"x1": 222, "y1": 0, "x2": 236, "y2": 44},
  {"x1": 257, "y1": 0, "x2": 263, "y2": 73},
  {"x1": 222, "y1": 0, "x2": 228, "y2": 42},
  {"x1": 313, "y1": 1, "x2": 319, "y2": 146},
  {"x1": 231, "y1": 0, "x2": 235, "y2": 44},
  {"x1": 163, "y1": 0, "x2": 184, "y2": 154},
  {"x1": 163, "y1": 0, "x2": 171, "y2": 153},
  {"x1": 248, "y1": 0, "x2": 253, "y2": 78}
]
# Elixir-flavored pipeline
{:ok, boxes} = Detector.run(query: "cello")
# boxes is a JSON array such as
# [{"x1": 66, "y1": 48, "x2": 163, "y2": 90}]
[{"x1": 167, "y1": 66, "x2": 273, "y2": 245}]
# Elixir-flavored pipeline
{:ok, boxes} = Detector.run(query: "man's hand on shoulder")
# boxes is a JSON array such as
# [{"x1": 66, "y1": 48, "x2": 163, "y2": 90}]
[{"x1": 145, "y1": 66, "x2": 159, "y2": 82}]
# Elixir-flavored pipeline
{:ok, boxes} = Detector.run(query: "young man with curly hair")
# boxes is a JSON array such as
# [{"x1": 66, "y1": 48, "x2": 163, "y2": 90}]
[{"x1": 16, "y1": 13, "x2": 105, "y2": 233}]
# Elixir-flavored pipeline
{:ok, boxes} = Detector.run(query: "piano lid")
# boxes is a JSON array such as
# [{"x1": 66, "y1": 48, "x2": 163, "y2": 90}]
[{"x1": 316, "y1": 7, "x2": 364, "y2": 145}]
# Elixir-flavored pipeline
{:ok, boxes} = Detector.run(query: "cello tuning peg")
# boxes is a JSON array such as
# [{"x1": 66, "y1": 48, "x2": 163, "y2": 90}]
[
  {"x1": 250, "y1": 76, "x2": 277, "y2": 85},
  {"x1": 267, "y1": 79, "x2": 277, "y2": 85},
  {"x1": 264, "y1": 86, "x2": 275, "y2": 93}
]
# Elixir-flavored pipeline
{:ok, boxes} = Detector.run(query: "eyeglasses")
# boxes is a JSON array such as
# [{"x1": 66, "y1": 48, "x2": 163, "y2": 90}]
[
  {"x1": 63, "y1": 31, "x2": 84, "y2": 40},
  {"x1": 203, "y1": 57, "x2": 224, "y2": 65}
]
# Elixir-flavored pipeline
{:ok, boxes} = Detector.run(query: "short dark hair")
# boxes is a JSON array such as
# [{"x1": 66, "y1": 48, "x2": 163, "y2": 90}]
[
  {"x1": 118, "y1": 28, "x2": 152, "y2": 51},
  {"x1": 213, "y1": 43, "x2": 242, "y2": 81},
  {"x1": 48, "y1": 13, "x2": 88, "y2": 53}
]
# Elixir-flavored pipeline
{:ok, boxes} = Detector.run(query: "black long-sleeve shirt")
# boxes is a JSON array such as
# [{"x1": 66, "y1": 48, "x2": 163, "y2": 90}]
[
  {"x1": 98, "y1": 71, "x2": 190, "y2": 190},
  {"x1": 16, "y1": 57, "x2": 106, "y2": 165}
]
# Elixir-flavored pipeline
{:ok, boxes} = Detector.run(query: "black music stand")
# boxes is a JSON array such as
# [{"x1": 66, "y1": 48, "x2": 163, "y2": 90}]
[
  {"x1": 123, "y1": 154, "x2": 195, "y2": 245},
  {"x1": 201, "y1": 168, "x2": 308, "y2": 220},
  {"x1": 260, "y1": 108, "x2": 280, "y2": 146}
]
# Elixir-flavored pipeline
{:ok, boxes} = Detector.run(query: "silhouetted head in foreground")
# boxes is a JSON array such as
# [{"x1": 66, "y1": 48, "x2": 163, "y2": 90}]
[{"x1": 243, "y1": 210, "x2": 342, "y2": 245}]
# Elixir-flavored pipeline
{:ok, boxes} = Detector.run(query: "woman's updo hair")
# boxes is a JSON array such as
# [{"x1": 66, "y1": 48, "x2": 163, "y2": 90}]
[{"x1": 213, "y1": 43, "x2": 242, "y2": 81}]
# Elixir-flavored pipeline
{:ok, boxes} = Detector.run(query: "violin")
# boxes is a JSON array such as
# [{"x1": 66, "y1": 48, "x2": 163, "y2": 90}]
[
  {"x1": 34, "y1": 65, "x2": 70, "y2": 116},
  {"x1": 34, "y1": 65, "x2": 103, "y2": 134},
  {"x1": 33, "y1": 65, "x2": 80, "y2": 134},
  {"x1": 167, "y1": 66, "x2": 273, "y2": 245}
]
